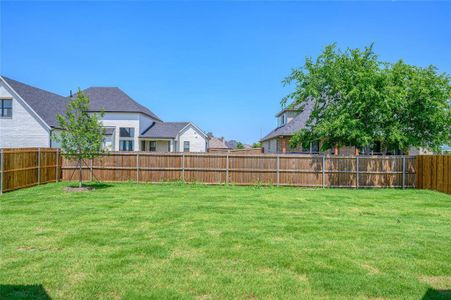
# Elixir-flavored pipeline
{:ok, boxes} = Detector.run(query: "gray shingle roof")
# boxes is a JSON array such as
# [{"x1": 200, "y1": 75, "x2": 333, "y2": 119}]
[
  {"x1": 261, "y1": 101, "x2": 314, "y2": 142},
  {"x1": 140, "y1": 122, "x2": 189, "y2": 138},
  {"x1": 2, "y1": 76, "x2": 69, "y2": 128},
  {"x1": 76, "y1": 87, "x2": 162, "y2": 121},
  {"x1": 275, "y1": 102, "x2": 303, "y2": 117},
  {"x1": 2, "y1": 76, "x2": 163, "y2": 127}
]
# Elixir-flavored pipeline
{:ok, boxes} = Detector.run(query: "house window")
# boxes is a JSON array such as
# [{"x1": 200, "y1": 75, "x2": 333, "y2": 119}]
[
  {"x1": 120, "y1": 128, "x2": 134, "y2": 138},
  {"x1": 119, "y1": 140, "x2": 134, "y2": 151},
  {"x1": 103, "y1": 135, "x2": 113, "y2": 150},
  {"x1": 141, "y1": 141, "x2": 146, "y2": 151},
  {"x1": 149, "y1": 141, "x2": 156, "y2": 152},
  {"x1": 311, "y1": 141, "x2": 320, "y2": 153},
  {"x1": 1, "y1": 99, "x2": 12, "y2": 118},
  {"x1": 119, "y1": 127, "x2": 134, "y2": 151},
  {"x1": 167, "y1": 141, "x2": 171, "y2": 152},
  {"x1": 183, "y1": 141, "x2": 190, "y2": 152}
]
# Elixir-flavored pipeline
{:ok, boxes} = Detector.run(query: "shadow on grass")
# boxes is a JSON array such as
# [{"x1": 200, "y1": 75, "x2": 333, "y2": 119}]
[
  {"x1": 0, "y1": 284, "x2": 51, "y2": 299},
  {"x1": 67, "y1": 182, "x2": 114, "y2": 190},
  {"x1": 422, "y1": 288, "x2": 451, "y2": 300}
]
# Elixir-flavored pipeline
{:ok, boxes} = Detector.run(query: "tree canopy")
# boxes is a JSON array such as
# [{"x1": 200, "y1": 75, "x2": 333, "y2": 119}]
[
  {"x1": 55, "y1": 89, "x2": 105, "y2": 187},
  {"x1": 236, "y1": 142, "x2": 245, "y2": 149},
  {"x1": 283, "y1": 43, "x2": 451, "y2": 152}
]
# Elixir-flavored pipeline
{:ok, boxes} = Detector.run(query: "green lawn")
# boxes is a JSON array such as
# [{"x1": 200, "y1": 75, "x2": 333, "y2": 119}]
[{"x1": 0, "y1": 183, "x2": 450, "y2": 299}]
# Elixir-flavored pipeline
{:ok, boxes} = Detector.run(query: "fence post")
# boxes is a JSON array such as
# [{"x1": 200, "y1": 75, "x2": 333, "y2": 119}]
[
  {"x1": 356, "y1": 156, "x2": 359, "y2": 188},
  {"x1": 37, "y1": 147, "x2": 41, "y2": 185},
  {"x1": 0, "y1": 149, "x2": 3, "y2": 195},
  {"x1": 136, "y1": 153, "x2": 139, "y2": 183},
  {"x1": 56, "y1": 149, "x2": 59, "y2": 183},
  {"x1": 182, "y1": 153, "x2": 185, "y2": 182},
  {"x1": 90, "y1": 158, "x2": 93, "y2": 182},
  {"x1": 322, "y1": 155, "x2": 326, "y2": 188},
  {"x1": 226, "y1": 154, "x2": 229, "y2": 185},
  {"x1": 402, "y1": 156, "x2": 406, "y2": 189},
  {"x1": 276, "y1": 155, "x2": 280, "y2": 186}
]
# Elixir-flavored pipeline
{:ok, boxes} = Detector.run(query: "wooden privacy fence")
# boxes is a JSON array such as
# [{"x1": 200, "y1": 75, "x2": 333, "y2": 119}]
[
  {"x1": 416, "y1": 155, "x2": 451, "y2": 194},
  {"x1": 0, "y1": 148, "x2": 61, "y2": 193},
  {"x1": 208, "y1": 148, "x2": 264, "y2": 155},
  {"x1": 62, "y1": 152, "x2": 416, "y2": 188}
]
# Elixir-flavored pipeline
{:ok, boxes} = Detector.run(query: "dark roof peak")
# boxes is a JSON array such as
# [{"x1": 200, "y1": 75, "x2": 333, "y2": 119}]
[
  {"x1": 72, "y1": 86, "x2": 162, "y2": 121},
  {"x1": 1, "y1": 75, "x2": 69, "y2": 128}
]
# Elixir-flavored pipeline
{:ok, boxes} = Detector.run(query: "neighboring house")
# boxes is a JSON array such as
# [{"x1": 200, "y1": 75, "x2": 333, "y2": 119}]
[
  {"x1": 225, "y1": 140, "x2": 251, "y2": 149},
  {"x1": 260, "y1": 101, "x2": 321, "y2": 154},
  {"x1": 0, "y1": 76, "x2": 207, "y2": 152},
  {"x1": 140, "y1": 122, "x2": 207, "y2": 152},
  {"x1": 261, "y1": 100, "x2": 430, "y2": 155},
  {"x1": 208, "y1": 136, "x2": 230, "y2": 151}
]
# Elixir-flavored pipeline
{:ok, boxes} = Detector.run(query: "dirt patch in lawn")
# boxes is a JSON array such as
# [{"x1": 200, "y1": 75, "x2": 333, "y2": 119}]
[
  {"x1": 419, "y1": 276, "x2": 451, "y2": 289},
  {"x1": 64, "y1": 187, "x2": 94, "y2": 192}
]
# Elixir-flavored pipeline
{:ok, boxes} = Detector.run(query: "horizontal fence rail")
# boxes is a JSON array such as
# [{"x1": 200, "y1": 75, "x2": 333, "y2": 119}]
[
  {"x1": 416, "y1": 155, "x2": 451, "y2": 195},
  {"x1": 0, "y1": 148, "x2": 61, "y2": 193},
  {"x1": 61, "y1": 152, "x2": 416, "y2": 189}
]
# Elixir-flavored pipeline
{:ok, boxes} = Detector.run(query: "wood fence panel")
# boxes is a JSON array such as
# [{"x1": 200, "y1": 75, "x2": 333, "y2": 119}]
[
  {"x1": 139, "y1": 154, "x2": 183, "y2": 183},
  {"x1": 229, "y1": 155, "x2": 277, "y2": 185},
  {"x1": 184, "y1": 154, "x2": 226, "y2": 183},
  {"x1": 62, "y1": 158, "x2": 91, "y2": 181},
  {"x1": 0, "y1": 148, "x2": 60, "y2": 193},
  {"x1": 279, "y1": 156, "x2": 322, "y2": 186},
  {"x1": 1, "y1": 150, "x2": 421, "y2": 192},
  {"x1": 59, "y1": 152, "x2": 417, "y2": 189},
  {"x1": 415, "y1": 155, "x2": 450, "y2": 195}
]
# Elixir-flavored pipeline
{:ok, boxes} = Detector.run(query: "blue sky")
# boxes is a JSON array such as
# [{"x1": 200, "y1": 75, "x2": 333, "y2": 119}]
[{"x1": 1, "y1": 1, "x2": 450, "y2": 144}]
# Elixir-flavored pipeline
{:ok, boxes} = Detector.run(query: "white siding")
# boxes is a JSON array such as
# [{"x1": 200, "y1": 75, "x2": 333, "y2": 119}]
[
  {"x1": 156, "y1": 140, "x2": 171, "y2": 152},
  {"x1": 100, "y1": 112, "x2": 140, "y2": 151},
  {"x1": 140, "y1": 140, "x2": 173, "y2": 152},
  {"x1": 408, "y1": 147, "x2": 432, "y2": 155},
  {"x1": 177, "y1": 125, "x2": 207, "y2": 152},
  {"x1": 0, "y1": 83, "x2": 50, "y2": 148},
  {"x1": 139, "y1": 114, "x2": 156, "y2": 134}
]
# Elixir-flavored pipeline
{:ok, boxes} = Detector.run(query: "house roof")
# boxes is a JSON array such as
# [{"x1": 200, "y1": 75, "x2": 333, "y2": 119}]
[
  {"x1": 1, "y1": 76, "x2": 163, "y2": 128},
  {"x1": 140, "y1": 122, "x2": 190, "y2": 138},
  {"x1": 208, "y1": 137, "x2": 230, "y2": 149},
  {"x1": 275, "y1": 102, "x2": 303, "y2": 117},
  {"x1": 261, "y1": 101, "x2": 314, "y2": 142},
  {"x1": 75, "y1": 87, "x2": 162, "y2": 121},
  {"x1": 1, "y1": 76, "x2": 69, "y2": 128}
]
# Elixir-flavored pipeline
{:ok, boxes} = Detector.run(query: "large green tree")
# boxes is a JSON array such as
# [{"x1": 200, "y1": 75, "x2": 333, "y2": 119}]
[
  {"x1": 283, "y1": 43, "x2": 451, "y2": 153},
  {"x1": 55, "y1": 90, "x2": 105, "y2": 187}
]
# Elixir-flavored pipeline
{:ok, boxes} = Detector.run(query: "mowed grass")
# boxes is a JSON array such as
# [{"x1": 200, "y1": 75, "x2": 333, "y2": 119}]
[{"x1": 0, "y1": 183, "x2": 450, "y2": 299}]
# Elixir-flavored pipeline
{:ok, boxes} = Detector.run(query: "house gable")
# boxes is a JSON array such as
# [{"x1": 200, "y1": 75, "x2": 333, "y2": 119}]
[
  {"x1": 177, "y1": 123, "x2": 207, "y2": 152},
  {"x1": 0, "y1": 79, "x2": 51, "y2": 148}
]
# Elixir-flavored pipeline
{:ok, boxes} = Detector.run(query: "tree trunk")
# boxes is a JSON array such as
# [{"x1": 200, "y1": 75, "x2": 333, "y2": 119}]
[{"x1": 79, "y1": 158, "x2": 82, "y2": 188}]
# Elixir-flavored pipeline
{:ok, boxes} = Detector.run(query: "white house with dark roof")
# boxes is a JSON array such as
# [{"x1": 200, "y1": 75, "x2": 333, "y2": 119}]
[{"x1": 0, "y1": 76, "x2": 207, "y2": 152}]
